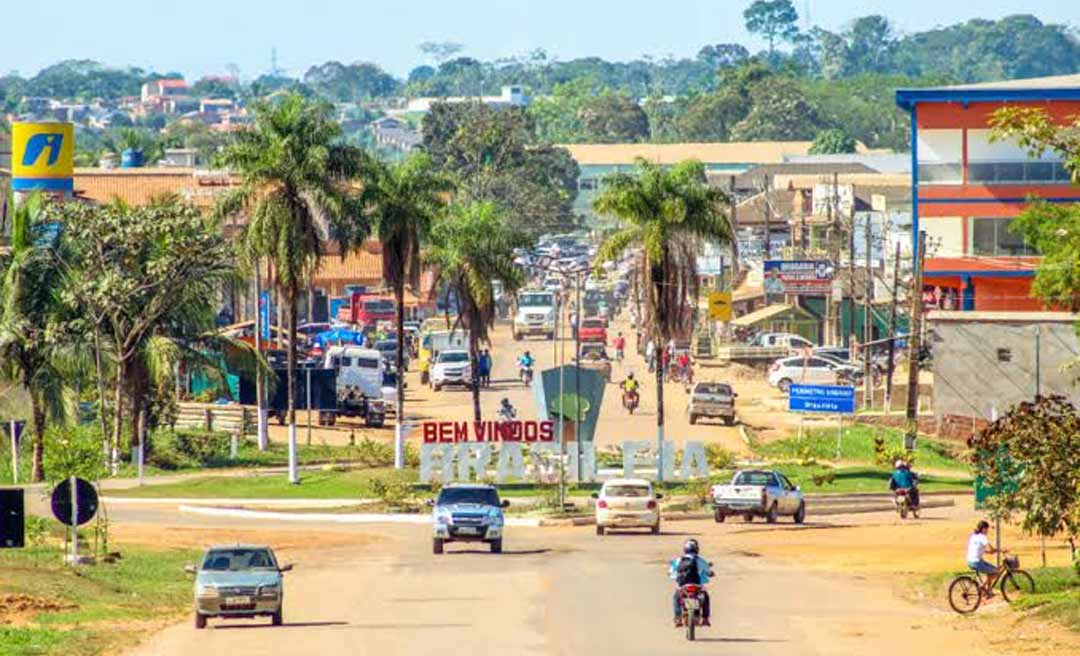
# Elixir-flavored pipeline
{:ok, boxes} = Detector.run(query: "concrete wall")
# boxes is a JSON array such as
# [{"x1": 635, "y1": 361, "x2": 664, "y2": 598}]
[{"x1": 930, "y1": 317, "x2": 1080, "y2": 421}]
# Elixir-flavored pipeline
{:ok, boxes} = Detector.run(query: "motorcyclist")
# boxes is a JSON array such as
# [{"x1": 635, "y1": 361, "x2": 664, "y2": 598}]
[
  {"x1": 620, "y1": 373, "x2": 640, "y2": 409},
  {"x1": 669, "y1": 539, "x2": 713, "y2": 627},
  {"x1": 517, "y1": 351, "x2": 535, "y2": 383},
  {"x1": 889, "y1": 459, "x2": 920, "y2": 510},
  {"x1": 498, "y1": 398, "x2": 517, "y2": 422}
]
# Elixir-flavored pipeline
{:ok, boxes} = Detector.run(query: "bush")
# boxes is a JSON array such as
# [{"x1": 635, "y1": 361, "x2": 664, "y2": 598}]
[
  {"x1": 874, "y1": 435, "x2": 915, "y2": 468},
  {"x1": 171, "y1": 430, "x2": 231, "y2": 463},
  {"x1": 24, "y1": 515, "x2": 50, "y2": 547},
  {"x1": 44, "y1": 425, "x2": 106, "y2": 483},
  {"x1": 705, "y1": 444, "x2": 736, "y2": 470},
  {"x1": 365, "y1": 470, "x2": 414, "y2": 508}
]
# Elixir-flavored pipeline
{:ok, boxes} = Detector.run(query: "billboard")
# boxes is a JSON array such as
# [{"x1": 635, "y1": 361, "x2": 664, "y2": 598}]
[
  {"x1": 788, "y1": 384, "x2": 855, "y2": 414},
  {"x1": 11, "y1": 122, "x2": 74, "y2": 192},
  {"x1": 764, "y1": 260, "x2": 833, "y2": 296}
]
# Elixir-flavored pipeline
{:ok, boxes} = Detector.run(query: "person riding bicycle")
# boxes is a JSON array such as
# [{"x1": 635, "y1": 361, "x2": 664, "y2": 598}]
[
  {"x1": 498, "y1": 397, "x2": 517, "y2": 422},
  {"x1": 889, "y1": 459, "x2": 920, "y2": 509},
  {"x1": 966, "y1": 520, "x2": 998, "y2": 596},
  {"x1": 669, "y1": 539, "x2": 713, "y2": 627}
]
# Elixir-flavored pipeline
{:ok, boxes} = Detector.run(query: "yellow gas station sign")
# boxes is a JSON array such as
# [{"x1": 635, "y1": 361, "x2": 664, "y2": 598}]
[
  {"x1": 11, "y1": 122, "x2": 74, "y2": 192},
  {"x1": 707, "y1": 291, "x2": 732, "y2": 321}
]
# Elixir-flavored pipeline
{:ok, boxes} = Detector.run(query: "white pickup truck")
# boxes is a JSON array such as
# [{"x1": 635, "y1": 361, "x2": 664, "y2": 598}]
[{"x1": 710, "y1": 469, "x2": 805, "y2": 524}]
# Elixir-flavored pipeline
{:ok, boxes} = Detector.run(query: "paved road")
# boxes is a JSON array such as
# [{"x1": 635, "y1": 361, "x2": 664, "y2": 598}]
[{"x1": 119, "y1": 503, "x2": 981, "y2": 656}]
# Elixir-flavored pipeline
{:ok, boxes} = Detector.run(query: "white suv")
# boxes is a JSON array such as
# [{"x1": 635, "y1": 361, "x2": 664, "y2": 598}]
[
  {"x1": 767, "y1": 356, "x2": 857, "y2": 393},
  {"x1": 430, "y1": 350, "x2": 472, "y2": 391}
]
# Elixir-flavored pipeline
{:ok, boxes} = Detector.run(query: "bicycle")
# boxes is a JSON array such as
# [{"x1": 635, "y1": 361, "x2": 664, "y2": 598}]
[{"x1": 948, "y1": 553, "x2": 1036, "y2": 614}]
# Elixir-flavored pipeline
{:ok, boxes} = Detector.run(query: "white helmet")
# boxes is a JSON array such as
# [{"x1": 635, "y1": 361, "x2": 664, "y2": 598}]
[{"x1": 894, "y1": 459, "x2": 905, "y2": 469}]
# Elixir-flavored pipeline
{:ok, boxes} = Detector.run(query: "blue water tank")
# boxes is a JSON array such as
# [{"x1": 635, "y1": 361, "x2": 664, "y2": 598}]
[{"x1": 120, "y1": 148, "x2": 145, "y2": 168}]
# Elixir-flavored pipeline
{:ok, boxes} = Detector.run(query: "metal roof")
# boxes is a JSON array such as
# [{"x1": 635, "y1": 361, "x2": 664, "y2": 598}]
[
  {"x1": 896, "y1": 74, "x2": 1080, "y2": 109},
  {"x1": 927, "y1": 310, "x2": 1078, "y2": 323}
]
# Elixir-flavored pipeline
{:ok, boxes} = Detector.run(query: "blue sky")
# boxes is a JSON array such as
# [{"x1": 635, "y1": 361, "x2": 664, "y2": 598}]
[{"x1": 3, "y1": 1, "x2": 1077, "y2": 79}]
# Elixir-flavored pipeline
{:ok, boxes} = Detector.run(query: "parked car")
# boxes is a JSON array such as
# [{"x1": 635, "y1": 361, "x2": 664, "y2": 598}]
[
  {"x1": 593, "y1": 478, "x2": 661, "y2": 535},
  {"x1": 186, "y1": 544, "x2": 293, "y2": 629},
  {"x1": 767, "y1": 356, "x2": 857, "y2": 392},
  {"x1": 431, "y1": 484, "x2": 509, "y2": 554},
  {"x1": 752, "y1": 332, "x2": 814, "y2": 350},
  {"x1": 577, "y1": 317, "x2": 608, "y2": 343},
  {"x1": 430, "y1": 349, "x2": 473, "y2": 391},
  {"x1": 687, "y1": 382, "x2": 736, "y2": 425},
  {"x1": 711, "y1": 470, "x2": 805, "y2": 524}
]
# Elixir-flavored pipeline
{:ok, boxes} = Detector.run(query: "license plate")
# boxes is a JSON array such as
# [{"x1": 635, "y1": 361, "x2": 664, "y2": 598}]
[
  {"x1": 224, "y1": 596, "x2": 251, "y2": 607},
  {"x1": 457, "y1": 527, "x2": 479, "y2": 535}
]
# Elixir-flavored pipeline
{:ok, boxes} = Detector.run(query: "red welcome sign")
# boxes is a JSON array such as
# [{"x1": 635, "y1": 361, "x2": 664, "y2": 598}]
[{"x1": 421, "y1": 420, "x2": 555, "y2": 443}]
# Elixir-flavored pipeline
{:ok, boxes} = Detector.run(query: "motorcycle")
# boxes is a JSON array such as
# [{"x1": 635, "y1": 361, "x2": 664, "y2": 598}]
[
  {"x1": 497, "y1": 405, "x2": 517, "y2": 422},
  {"x1": 622, "y1": 389, "x2": 640, "y2": 414},
  {"x1": 678, "y1": 584, "x2": 707, "y2": 641},
  {"x1": 894, "y1": 488, "x2": 919, "y2": 519},
  {"x1": 519, "y1": 366, "x2": 534, "y2": 386}
]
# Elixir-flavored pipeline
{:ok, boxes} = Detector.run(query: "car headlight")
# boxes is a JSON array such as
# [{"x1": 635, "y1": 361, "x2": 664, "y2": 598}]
[
  {"x1": 257, "y1": 583, "x2": 280, "y2": 597},
  {"x1": 196, "y1": 584, "x2": 220, "y2": 598},
  {"x1": 487, "y1": 509, "x2": 504, "y2": 526},
  {"x1": 435, "y1": 510, "x2": 452, "y2": 524}
]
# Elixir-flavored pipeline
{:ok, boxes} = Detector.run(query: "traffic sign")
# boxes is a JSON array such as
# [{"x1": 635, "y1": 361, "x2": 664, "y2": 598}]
[
  {"x1": 707, "y1": 291, "x2": 732, "y2": 321},
  {"x1": 50, "y1": 478, "x2": 99, "y2": 527},
  {"x1": 788, "y1": 384, "x2": 855, "y2": 414}
]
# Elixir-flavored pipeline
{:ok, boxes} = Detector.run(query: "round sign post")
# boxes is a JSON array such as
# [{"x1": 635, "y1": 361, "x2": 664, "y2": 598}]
[{"x1": 50, "y1": 477, "x2": 98, "y2": 565}]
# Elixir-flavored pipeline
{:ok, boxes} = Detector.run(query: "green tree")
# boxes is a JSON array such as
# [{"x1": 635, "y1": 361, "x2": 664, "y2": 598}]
[
  {"x1": 578, "y1": 92, "x2": 650, "y2": 143},
  {"x1": 990, "y1": 107, "x2": 1080, "y2": 315},
  {"x1": 743, "y1": 0, "x2": 801, "y2": 57},
  {"x1": 730, "y1": 77, "x2": 826, "y2": 141},
  {"x1": 593, "y1": 160, "x2": 732, "y2": 482},
  {"x1": 216, "y1": 94, "x2": 369, "y2": 483},
  {"x1": 368, "y1": 153, "x2": 451, "y2": 467},
  {"x1": 0, "y1": 194, "x2": 72, "y2": 482},
  {"x1": 674, "y1": 91, "x2": 745, "y2": 141},
  {"x1": 51, "y1": 199, "x2": 237, "y2": 474},
  {"x1": 971, "y1": 396, "x2": 1080, "y2": 562},
  {"x1": 421, "y1": 102, "x2": 579, "y2": 236},
  {"x1": 809, "y1": 128, "x2": 857, "y2": 154},
  {"x1": 425, "y1": 202, "x2": 528, "y2": 421}
]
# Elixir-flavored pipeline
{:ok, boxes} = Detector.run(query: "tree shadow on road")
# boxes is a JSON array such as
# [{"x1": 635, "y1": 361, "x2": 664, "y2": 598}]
[
  {"x1": 441, "y1": 548, "x2": 552, "y2": 556},
  {"x1": 213, "y1": 621, "x2": 348, "y2": 630},
  {"x1": 694, "y1": 637, "x2": 787, "y2": 644}
]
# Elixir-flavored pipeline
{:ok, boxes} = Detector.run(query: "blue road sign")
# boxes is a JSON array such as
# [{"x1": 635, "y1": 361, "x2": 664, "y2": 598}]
[{"x1": 789, "y1": 384, "x2": 855, "y2": 414}]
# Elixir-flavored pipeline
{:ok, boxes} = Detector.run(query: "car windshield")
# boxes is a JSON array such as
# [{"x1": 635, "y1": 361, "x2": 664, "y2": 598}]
[
  {"x1": 520, "y1": 293, "x2": 553, "y2": 307},
  {"x1": 695, "y1": 384, "x2": 732, "y2": 396},
  {"x1": 354, "y1": 356, "x2": 380, "y2": 369},
  {"x1": 438, "y1": 351, "x2": 469, "y2": 363},
  {"x1": 734, "y1": 472, "x2": 778, "y2": 487},
  {"x1": 437, "y1": 487, "x2": 499, "y2": 506},
  {"x1": 375, "y1": 341, "x2": 397, "y2": 352},
  {"x1": 202, "y1": 548, "x2": 276, "y2": 571},
  {"x1": 363, "y1": 300, "x2": 394, "y2": 312},
  {"x1": 583, "y1": 319, "x2": 604, "y2": 328},
  {"x1": 604, "y1": 484, "x2": 651, "y2": 497}
]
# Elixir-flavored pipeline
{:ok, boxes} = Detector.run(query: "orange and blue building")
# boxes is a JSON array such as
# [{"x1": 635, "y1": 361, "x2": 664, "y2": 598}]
[{"x1": 896, "y1": 75, "x2": 1080, "y2": 311}]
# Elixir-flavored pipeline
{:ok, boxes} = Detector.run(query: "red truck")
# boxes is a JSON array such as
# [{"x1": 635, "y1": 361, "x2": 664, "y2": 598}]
[
  {"x1": 339, "y1": 293, "x2": 396, "y2": 327},
  {"x1": 578, "y1": 317, "x2": 608, "y2": 344}
]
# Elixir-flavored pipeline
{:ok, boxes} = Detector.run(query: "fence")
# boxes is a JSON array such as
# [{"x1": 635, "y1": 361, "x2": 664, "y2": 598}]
[{"x1": 173, "y1": 403, "x2": 254, "y2": 435}]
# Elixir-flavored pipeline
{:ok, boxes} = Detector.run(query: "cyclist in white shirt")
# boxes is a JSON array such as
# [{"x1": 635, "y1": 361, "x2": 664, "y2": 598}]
[{"x1": 966, "y1": 520, "x2": 997, "y2": 593}]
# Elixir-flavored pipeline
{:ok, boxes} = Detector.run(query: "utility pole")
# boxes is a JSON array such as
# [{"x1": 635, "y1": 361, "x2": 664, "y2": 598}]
[
  {"x1": 846, "y1": 193, "x2": 856, "y2": 351},
  {"x1": 763, "y1": 174, "x2": 772, "y2": 260},
  {"x1": 863, "y1": 214, "x2": 873, "y2": 409},
  {"x1": 885, "y1": 241, "x2": 901, "y2": 413},
  {"x1": 574, "y1": 271, "x2": 582, "y2": 482},
  {"x1": 904, "y1": 231, "x2": 927, "y2": 451}
]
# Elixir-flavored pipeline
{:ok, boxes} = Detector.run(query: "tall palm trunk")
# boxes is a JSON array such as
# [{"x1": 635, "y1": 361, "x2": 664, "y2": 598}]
[
  {"x1": 394, "y1": 278, "x2": 407, "y2": 468},
  {"x1": 111, "y1": 359, "x2": 125, "y2": 475},
  {"x1": 28, "y1": 385, "x2": 45, "y2": 483},
  {"x1": 469, "y1": 337, "x2": 482, "y2": 422},
  {"x1": 286, "y1": 283, "x2": 299, "y2": 484},
  {"x1": 93, "y1": 327, "x2": 110, "y2": 463}
]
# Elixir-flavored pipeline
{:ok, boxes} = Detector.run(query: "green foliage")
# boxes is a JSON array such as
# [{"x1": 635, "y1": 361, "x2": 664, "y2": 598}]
[
  {"x1": 743, "y1": 0, "x2": 801, "y2": 55},
  {"x1": 704, "y1": 444, "x2": 736, "y2": 470},
  {"x1": 971, "y1": 396, "x2": 1080, "y2": 557},
  {"x1": 809, "y1": 128, "x2": 857, "y2": 154},
  {"x1": 303, "y1": 60, "x2": 399, "y2": 101},
  {"x1": 730, "y1": 76, "x2": 824, "y2": 141},
  {"x1": 810, "y1": 469, "x2": 836, "y2": 487},
  {"x1": 577, "y1": 92, "x2": 650, "y2": 143},
  {"x1": 873, "y1": 434, "x2": 916, "y2": 468},
  {"x1": 24, "y1": 515, "x2": 50, "y2": 547},
  {"x1": 44, "y1": 425, "x2": 106, "y2": 483},
  {"x1": 366, "y1": 470, "x2": 414, "y2": 507}
]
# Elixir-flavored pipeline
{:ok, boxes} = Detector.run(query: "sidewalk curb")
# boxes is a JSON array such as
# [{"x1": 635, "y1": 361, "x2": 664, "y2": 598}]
[{"x1": 104, "y1": 497, "x2": 374, "y2": 508}]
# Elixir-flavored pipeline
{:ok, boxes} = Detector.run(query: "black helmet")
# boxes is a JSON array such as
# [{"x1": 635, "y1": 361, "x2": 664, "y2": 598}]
[
  {"x1": 501, "y1": 397, "x2": 511, "y2": 405},
  {"x1": 683, "y1": 539, "x2": 699, "y2": 555},
  {"x1": 627, "y1": 372, "x2": 635, "y2": 379}
]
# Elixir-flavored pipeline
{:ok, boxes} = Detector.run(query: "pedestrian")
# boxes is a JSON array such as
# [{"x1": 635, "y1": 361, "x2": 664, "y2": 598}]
[
  {"x1": 569, "y1": 310, "x2": 578, "y2": 340},
  {"x1": 646, "y1": 338, "x2": 656, "y2": 372},
  {"x1": 478, "y1": 349, "x2": 492, "y2": 387}
]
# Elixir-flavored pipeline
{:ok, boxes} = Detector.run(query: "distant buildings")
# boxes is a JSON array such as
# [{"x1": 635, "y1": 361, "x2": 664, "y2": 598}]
[
  {"x1": 403, "y1": 85, "x2": 529, "y2": 114},
  {"x1": 896, "y1": 73, "x2": 1080, "y2": 312}
]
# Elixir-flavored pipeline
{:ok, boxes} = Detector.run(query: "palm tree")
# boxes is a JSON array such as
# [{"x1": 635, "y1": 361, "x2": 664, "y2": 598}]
[
  {"x1": 368, "y1": 154, "x2": 451, "y2": 468},
  {"x1": 217, "y1": 94, "x2": 369, "y2": 484},
  {"x1": 592, "y1": 159, "x2": 732, "y2": 482},
  {"x1": 425, "y1": 202, "x2": 528, "y2": 421},
  {"x1": 0, "y1": 193, "x2": 71, "y2": 482}
]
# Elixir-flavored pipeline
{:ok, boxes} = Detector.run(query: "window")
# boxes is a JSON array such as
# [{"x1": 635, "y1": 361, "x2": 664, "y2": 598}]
[
  {"x1": 917, "y1": 130, "x2": 962, "y2": 185},
  {"x1": 970, "y1": 218, "x2": 1037, "y2": 256},
  {"x1": 967, "y1": 130, "x2": 1069, "y2": 185}
]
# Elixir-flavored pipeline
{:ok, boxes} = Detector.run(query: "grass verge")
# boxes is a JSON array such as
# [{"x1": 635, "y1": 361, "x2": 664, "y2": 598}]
[
  {"x1": 755, "y1": 425, "x2": 969, "y2": 472},
  {"x1": 0, "y1": 541, "x2": 199, "y2": 656},
  {"x1": 919, "y1": 566, "x2": 1079, "y2": 633}
]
